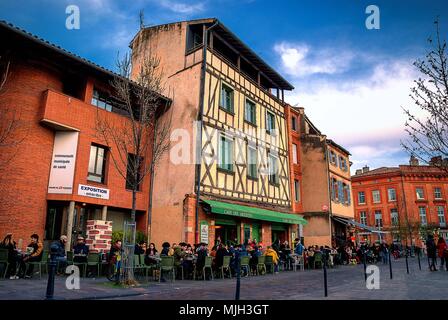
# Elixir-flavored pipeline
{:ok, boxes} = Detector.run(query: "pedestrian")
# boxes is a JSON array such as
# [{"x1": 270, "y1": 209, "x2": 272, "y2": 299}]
[
  {"x1": 50, "y1": 235, "x2": 68, "y2": 274},
  {"x1": 426, "y1": 234, "x2": 438, "y2": 271},
  {"x1": 437, "y1": 237, "x2": 447, "y2": 269}
]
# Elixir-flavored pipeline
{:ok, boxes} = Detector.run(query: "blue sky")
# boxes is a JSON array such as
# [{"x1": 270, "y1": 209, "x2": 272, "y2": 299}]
[{"x1": 1, "y1": 0, "x2": 447, "y2": 173}]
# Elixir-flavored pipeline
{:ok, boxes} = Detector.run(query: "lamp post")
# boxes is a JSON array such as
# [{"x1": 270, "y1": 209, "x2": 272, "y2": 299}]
[
  {"x1": 388, "y1": 248, "x2": 393, "y2": 279},
  {"x1": 323, "y1": 251, "x2": 328, "y2": 297},
  {"x1": 405, "y1": 246, "x2": 410, "y2": 274},
  {"x1": 235, "y1": 250, "x2": 241, "y2": 300},
  {"x1": 45, "y1": 247, "x2": 58, "y2": 300}
]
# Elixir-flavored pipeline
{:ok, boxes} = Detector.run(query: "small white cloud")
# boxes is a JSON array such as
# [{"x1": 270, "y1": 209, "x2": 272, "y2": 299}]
[
  {"x1": 158, "y1": 0, "x2": 205, "y2": 14},
  {"x1": 274, "y1": 42, "x2": 354, "y2": 77}
]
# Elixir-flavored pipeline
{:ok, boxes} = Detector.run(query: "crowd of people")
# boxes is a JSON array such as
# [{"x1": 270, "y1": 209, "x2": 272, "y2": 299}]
[{"x1": 2, "y1": 232, "x2": 448, "y2": 280}]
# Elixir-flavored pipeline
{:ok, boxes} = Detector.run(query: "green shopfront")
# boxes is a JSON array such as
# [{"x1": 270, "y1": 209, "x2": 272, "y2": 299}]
[{"x1": 201, "y1": 199, "x2": 307, "y2": 247}]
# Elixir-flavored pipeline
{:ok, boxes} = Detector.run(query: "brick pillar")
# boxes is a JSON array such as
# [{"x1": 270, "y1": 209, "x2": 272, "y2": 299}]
[{"x1": 86, "y1": 220, "x2": 113, "y2": 253}]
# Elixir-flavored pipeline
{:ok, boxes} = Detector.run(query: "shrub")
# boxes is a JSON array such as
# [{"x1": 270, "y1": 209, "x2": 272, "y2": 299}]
[{"x1": 112, "y1": 230, "x2": 146, "y2": 244}]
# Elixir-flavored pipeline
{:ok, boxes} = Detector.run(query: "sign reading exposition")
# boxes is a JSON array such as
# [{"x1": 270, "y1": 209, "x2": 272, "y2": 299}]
[
  {"x1": 78, "y1": 184, "x2": 110, "y2": 200},
  {"x1": 47, "y1": 131, "x2": 79, "y2": 194}
]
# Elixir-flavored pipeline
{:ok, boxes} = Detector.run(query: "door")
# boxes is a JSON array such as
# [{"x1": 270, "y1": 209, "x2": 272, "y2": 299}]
[
  {"x1": 252, "y1": 224, "x2": 260, "y2": 244},
  {"x1": 244, "y1": 225, "x2": 251, "y2": 245}
]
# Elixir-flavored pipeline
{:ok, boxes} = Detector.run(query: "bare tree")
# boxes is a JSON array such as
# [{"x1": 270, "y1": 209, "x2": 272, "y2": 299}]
[
  {"x1": 96, "y1": 52, "x2": 172, "y2": 285},
  {"x1": 0, "y1": 55, "x2": 25, "y2": 168},
  {"x1": 402, "y1": 18, "x2": 448, "y2": 170}
]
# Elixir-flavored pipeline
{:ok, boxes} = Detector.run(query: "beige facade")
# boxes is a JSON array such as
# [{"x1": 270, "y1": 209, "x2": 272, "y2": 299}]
[{"x1": 130, "y1": 19, "x2": 297, "y2": 247}]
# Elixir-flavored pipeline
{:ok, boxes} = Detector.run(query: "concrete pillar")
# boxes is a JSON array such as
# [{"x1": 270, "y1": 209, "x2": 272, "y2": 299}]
[
  {"x1": 101, "y1": 205, "x2": 108, "y2": 221},
  {"x1": 66, "y1": 201, "x2": 75, "y2": 251}
]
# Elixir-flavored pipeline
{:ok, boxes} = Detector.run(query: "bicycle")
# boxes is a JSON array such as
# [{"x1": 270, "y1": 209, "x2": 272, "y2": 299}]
[{"x1": 106, "y1": 251, "x2": 121, "y2": 282}]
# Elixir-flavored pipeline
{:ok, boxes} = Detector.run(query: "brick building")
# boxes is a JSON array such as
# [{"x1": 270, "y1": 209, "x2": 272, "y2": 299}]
[
  {"x1": 285, "y1": 106, "x2": 354, "y2": 247},
  {"x1": 130, "y1": 19, "x2": 306, "y2": 248},
  {"x1": 0, "y1": 22, "x2": 169, "y2": 250},
  {"x1": 351, "y1": 156, "x2": 448, "y2": 245}
]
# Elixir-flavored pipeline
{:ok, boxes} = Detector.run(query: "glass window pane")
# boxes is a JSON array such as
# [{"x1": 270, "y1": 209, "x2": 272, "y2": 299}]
[
  {"x1": 88, "y1": 146, "x2": 97, "y2": 173},
  {"x1": 95, "y1": 147, "x2": 104, "y2": 174}
]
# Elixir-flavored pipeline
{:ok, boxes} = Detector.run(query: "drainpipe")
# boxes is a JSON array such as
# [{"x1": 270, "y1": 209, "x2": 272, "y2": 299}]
[
  {"x1": 195, "y1": 20, "x2": 219, "y2": 244},
  {"x1": 324, "y1": 139, "x2": 334, "y2": 246}
]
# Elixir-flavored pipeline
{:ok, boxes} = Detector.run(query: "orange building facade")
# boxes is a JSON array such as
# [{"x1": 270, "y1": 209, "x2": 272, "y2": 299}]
[
  {"x1": 351, "y1": 157, "x2": 448, "y2": 245},
  {"x1": 0, "y1": 22, "x2": 168, "y2": 250}
]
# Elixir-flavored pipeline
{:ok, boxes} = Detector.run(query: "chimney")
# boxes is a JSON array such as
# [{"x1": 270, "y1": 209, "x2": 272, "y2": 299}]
[
  {"x1": 355, "y1": 169, "x2": 363, "y2": 175},
  {"x1": 362, "y1": 166, "x2": 369, "y2": 173},
  {"x1": 429, "y1": 156, "x2": 442, "y2": 166},
  {"x1": 409, "y1": 155, "x2": 419, "y2": 166}
]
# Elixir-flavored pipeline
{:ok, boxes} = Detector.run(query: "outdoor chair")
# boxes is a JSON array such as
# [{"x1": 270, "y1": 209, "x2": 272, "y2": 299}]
[
  {"x1": 159, "y1": 256, "x2": 175, "y2": 282},
  {"x1": 67, "y1": 251, "x2": 87, "y2": 277},
  {"x1": 139, "y1": 254, "x2": 155, "y2": 282},
  {"x1": 313, "y1": 252, "x2": 323, "y2": 269},
  {"x1": 256, "y1": 256, "x2": 266, "y2": 275},
  {"x1": 26, "y1": 250, "x2": 49, "y2": 279},
  {"x1": 240, "y1": 256, "x2": 250, "y2": 277},
  {"x1": 219, "y1": 255, "x2": 232, "y2": 279},
  {"x1": 194, "y1": 256, "x2": 214, "y2": 280},
  {"x1": 133, "y1": 254, "x2": 145, "y2": 279},
  {"x1": 0, "y1": 249, "x2": 9, "y2": 279},
  {"x1": 292, "y1": 255, "x2": 305, "y2": 271},
  {"x1": 264, "y1": 256, "x2": 274, "y2": 274},
  {"x1": 86, "y1": 253, "x2": 101, "y2": 277}
]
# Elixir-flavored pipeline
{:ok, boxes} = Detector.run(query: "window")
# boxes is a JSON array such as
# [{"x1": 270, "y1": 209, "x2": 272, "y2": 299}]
[
  {"x1": 338, "y1": 181, "x2": 345, "y2": 203},
  {"x1": 220, "y1": 84, "x2": 234, "y2": 113},
  {"x1": 358, "y1": 191, "x2": 366, "y2": 204},
  {"x1": 416, "y1": 187, "x2": 425, "y2": 200},
  {"x1": 268, "y1": 153, "x2": 279, "y2": 185},
  {"x1": 219, "y1": 135, "x2": 233, "y2": 172},
  {"x1": 360, "y1": 211, "x2": 367, "y2": 225},
  {"x1": 372, "y1": 190, "x2": 381, "y2": 203},
  {"x1": 91, "y1": 88, "x2": 113, "y2": 112},
  {"x1": 266, "y1": 111, "x2": 275, "y2": 134},
  {"x1": 292, "y1": 144, "x2": 298, "y2": 164},
  {"x1": 331, "y1": 178, "x2": 338, "y2": 201},
  {"x1": 329, "y1": 150, "x2": 337, "y2": 166},
  {"x1": 339, "y1": 156, "x2": 348, "y2": 171},
  {"x1": 437, "y1": 206, "x2": 446, "y2": 227},
  {"x1": 126, "y1": 154, "x2": 143, "y2": 191},
  {"x1": 87, "y1": 145, "x2": 107, "y2": 183},
  {"x1": 291, "y1": 116, "x2": 297, "y2": 131},
  {"x1": 343, "y1": 184, "x2": 351, "y2": 205},
  {"x1": 294, "y1": 179, "x2": 300, "y2": 202},
  {"x1": 374, "y1": 210, "x2": 383, "y2": 228},
  {"x1": 419, "y1": 206, "x2": 427, "y2": 225},
  {"x1": 244, "y1": 99, "x2": 256, "y2": 125},
  {"x1": 391, "y1": 209, "x2": 399, "y2": 226},
  {"x1": 247, "y1": 145, "x2": 257, "y2": 179},
  {"x1": 434, "y1": 187, "x2": 442, "y2": 199},
  {"x1": 388, "y1": 188, "x2": 397, "y2": 202}
]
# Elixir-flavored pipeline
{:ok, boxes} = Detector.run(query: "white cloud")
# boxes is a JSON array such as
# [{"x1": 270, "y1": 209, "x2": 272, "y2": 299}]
[
  {"x1": 275, "y1": 41, "x2": 423, "y2": 172},
  {"x1": 158, "y1": 0, "x2": 205, "y2": 14},
  {"x1": 274, "y1": 42, "x2": 354, "y2": 77}
]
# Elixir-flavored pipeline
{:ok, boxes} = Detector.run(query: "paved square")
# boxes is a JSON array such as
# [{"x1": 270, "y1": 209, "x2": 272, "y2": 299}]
[{"x1": 1, "y1": 258, "x2": 446, "y2": 300}]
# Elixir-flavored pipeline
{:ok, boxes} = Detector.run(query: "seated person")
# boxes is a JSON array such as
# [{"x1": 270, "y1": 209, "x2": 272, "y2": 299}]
[
  {"x1": 73, "y1": 236, "x2": 89, "y2": 263},
  {"x1": 145, "y1": 243, "x2": 159, "y2": 265},
  {"x1": 264, "y1": 246, "x2": 280, "y2": 274},
  {"x1": 1, "y1": 233, "x2": 20, "y2": 279},
  {"x1": 134, "y1": 241, "x2": 146, "y2": 255},
  {"x1": 18, "y1": 234, "x2": 43, "y2": 278}
]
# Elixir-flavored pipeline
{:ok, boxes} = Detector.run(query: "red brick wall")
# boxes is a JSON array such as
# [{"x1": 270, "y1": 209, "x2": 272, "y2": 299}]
[{"x1": 0, "y1": 57, "x2": 152, "y2": 244}]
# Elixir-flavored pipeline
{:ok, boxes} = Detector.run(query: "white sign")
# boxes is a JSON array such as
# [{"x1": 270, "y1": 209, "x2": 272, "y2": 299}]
[
  {"x1": 200, "y1": 223, "x2": 209, "y2": 244},
  {"x1": 48, "y1": 131, "x2": 79, "y2": 194},
  {"x1": 78, "y1": 184, "x2": 110, "y2": 200}
]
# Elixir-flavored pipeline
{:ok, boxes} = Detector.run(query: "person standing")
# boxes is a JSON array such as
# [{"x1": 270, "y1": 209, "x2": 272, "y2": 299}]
[
  {"x1": 437, "y1": 237, "x2": 447, "y2": 269},
  {"x1": 426, "y1": 234, "x2": 438, "y2": 271}
]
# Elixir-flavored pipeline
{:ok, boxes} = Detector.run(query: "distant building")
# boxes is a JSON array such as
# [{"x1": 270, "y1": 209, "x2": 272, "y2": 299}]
[{"x1": 351, "y1": 156, "x2": 448, "y2": 245}]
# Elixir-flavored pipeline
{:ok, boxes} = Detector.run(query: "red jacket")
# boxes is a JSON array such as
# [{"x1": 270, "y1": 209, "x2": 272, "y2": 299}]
[{"x1": 437, "y1": 241, "x2": 447, "y2": 258}]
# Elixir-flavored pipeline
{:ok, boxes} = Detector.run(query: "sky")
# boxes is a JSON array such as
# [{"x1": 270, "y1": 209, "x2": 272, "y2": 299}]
[{"x1": 1, "y1": 0, "x2": 447, "y2": 174}]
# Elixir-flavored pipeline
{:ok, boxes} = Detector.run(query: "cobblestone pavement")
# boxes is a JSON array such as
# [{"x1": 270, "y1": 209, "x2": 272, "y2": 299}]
[{"x1": 1, "y1": 258, "x2": 447, "y2": 300}]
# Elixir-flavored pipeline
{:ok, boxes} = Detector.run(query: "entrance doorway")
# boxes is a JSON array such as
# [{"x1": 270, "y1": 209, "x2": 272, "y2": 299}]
[
  {"x1": 271, "y1": 224, "x2": 287, "y2": 244},
  {"x1": 215, "y1": 222, "x2": 238, "y2": 246}
]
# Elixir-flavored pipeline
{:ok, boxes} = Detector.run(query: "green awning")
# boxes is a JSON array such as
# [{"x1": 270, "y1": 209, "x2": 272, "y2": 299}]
[{"x1": 202, "y1": 199, "x2": 307, "y2": 225}]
